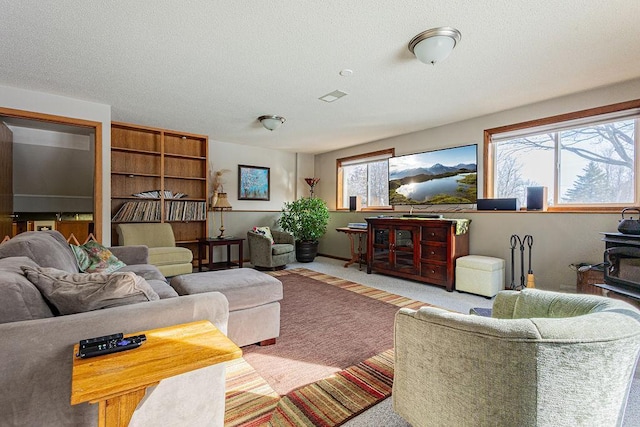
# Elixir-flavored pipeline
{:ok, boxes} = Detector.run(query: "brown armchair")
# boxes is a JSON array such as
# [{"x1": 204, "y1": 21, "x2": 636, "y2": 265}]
[{"x1": 247, "y1": 229, "x2": 295, "y2": 270}]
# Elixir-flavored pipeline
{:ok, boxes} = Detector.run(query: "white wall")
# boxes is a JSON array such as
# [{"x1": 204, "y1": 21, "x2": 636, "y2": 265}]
[
  {"x1": 314, "y1": 78, "x2": 640, "y2": 292},
  {"x1": 206, "y1": 139, "x2": 314, "y2": 261},
  {"x1": 0, "y1": 85, "x2": 112, "y2": 242},
  {"x1": 208, "y1": 140, "x2": 309, "y2": 211}
]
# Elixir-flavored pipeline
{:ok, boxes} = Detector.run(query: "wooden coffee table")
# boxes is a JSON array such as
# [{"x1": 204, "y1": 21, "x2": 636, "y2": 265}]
[{"x1": 70, "y1": 320, "x2": 242, "y2": 427}]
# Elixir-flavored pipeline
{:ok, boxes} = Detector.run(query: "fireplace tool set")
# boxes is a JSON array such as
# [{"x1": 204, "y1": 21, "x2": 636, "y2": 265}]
[{"x1": 509, "y1": 234, "x2": 535, "y2": 290}]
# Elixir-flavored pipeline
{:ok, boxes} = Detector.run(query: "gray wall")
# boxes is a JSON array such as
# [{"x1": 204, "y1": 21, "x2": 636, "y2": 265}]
[
  {"x1": 313, "y1": 78, "x2": 640, "y2": 292},
  {"x1": 11, "y1": 126, "x2": 94, "y2": 213},
  {"x1": 321, "y1": 211, "x2": 619, "y2": 292}
]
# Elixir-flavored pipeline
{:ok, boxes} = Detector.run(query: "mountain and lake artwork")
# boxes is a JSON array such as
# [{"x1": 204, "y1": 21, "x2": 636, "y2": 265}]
[{"x1": 389, "y1": 144, "x2": 478, "y2": 205}]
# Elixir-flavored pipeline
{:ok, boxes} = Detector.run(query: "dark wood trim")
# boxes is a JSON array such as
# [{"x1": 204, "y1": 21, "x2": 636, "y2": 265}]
[
  {"x1": 485, "y1": 98, "x2": 640, "y2": 136},
  {"x1": 483, "y1": 98, "x2": 640, "y2": 208},
  {"x1": 335, "y1": 148, "x2": 395, "y2": 210},
  {"x1": 258, "y1": 338, "x2": 277, "y2": 346},
  {"x1": 316, "y1": 253, "x2": 350, "y2": 262},
  {"x1": 336, "y1": 148, "x2": 395, "y2": 165}
]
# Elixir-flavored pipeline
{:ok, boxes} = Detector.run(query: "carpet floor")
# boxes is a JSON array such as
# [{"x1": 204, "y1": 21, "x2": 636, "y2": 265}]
[{"x1": 224, "y1": 268, "x2": 430, "y2": 427}]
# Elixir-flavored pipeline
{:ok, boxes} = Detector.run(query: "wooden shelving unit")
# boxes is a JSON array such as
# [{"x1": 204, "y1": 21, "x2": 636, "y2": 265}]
[{"x1": 111, "y1": 122, "x2": 208, "y2": 262}]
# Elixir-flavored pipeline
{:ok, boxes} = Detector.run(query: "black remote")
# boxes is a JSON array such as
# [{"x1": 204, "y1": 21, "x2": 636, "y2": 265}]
[
  {"x1": 79, "y1": 333, "x2": 124, "y2": 349},
  {"x1": 76, "y1": 334, "x2": 147, "y2": 359}
]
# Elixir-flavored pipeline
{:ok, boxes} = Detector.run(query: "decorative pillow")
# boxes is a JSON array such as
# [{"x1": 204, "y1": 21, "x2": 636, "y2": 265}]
[
  {"x1": 252, "y1": 226, "x2": 274, "y2": 244},
  {"x1": 70, "y1": 241, "x2": 125, "y2": 273},
  {"x1": 21, "y1": 266, "x2": 160, "y2": 315}
]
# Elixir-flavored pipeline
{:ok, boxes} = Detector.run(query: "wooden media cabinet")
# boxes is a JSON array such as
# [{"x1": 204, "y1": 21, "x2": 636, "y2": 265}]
[{"x1": 366, "y1": 216, "x2": 470, "y2": 292}]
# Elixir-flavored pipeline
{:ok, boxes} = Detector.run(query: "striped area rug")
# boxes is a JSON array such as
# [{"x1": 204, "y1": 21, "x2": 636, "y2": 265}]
[{"x1": 224, "y1": 268, "x2": 431, "y2": 427}]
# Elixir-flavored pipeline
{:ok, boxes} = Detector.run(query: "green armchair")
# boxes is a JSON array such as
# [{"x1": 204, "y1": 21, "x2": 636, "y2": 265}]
[
  {"x1": 393, "y1": 288, "x2": 640, "y2": 427},
  {"x1": 247, "y1": 229, "x2": 295, "y2": 270},
  {"x1": 116, "y1": 223, "x2": 193, "y2": 277}
]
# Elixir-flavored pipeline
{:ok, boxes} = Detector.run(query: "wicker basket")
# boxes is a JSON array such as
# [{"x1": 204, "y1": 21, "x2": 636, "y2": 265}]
[{"x1": 576, "y1": 267, "x2": 605, "y2": 296}]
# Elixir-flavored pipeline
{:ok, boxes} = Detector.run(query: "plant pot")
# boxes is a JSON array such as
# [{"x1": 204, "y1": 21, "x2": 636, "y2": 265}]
[{"x1": 295, "y1": 240, "x2": 318, "y2": 263}]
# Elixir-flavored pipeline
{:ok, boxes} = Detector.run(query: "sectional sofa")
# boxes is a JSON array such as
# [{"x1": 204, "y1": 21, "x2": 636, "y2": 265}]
[{"x1": 0, "y1": 231, "x2": 230, "y2": 426}]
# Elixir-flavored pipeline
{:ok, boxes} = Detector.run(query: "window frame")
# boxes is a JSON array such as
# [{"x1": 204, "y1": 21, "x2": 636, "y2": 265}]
[
  {"x1": 484, "y1": 99, "x2": 640, "y2": 212},
  {"x1": 336, "y1": 148, "x2": 394, "y2": 211}
]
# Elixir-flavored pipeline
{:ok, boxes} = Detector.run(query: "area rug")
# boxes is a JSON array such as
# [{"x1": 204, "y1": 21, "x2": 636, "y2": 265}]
[{"x1": 224, "y1": 268, "x2": 431, "y2": 427}]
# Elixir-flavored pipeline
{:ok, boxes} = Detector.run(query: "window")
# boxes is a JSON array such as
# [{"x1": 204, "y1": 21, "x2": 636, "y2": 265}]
[
  {"x1": 337, "y1": 149, "x2": 394, "y2": 209},
  {"x1": 485, "y1": 100, "x2": 640, "y2": 210}
]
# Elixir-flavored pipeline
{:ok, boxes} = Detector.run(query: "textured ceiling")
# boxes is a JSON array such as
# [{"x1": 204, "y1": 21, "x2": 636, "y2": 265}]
[{"x1": 1, "y1": 1, "x2": 639, "y2": 154}]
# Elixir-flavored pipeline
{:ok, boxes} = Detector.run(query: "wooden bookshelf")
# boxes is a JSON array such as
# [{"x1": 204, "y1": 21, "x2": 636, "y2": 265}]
[{"x1": 111, "y1": 122, "x2": 208, "y2": 262}]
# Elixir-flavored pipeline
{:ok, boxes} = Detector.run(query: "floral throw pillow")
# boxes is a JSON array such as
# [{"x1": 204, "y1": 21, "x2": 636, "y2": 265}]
[
  {"x1": 252, "y1": 226, "x2": 274, "y2": 244},
  {"x1": 70, "y1": 241, "x2": 126, "y2": 274}
]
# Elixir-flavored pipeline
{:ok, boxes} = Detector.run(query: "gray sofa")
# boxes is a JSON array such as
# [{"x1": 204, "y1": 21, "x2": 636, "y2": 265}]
[{"x1": 0, "y1": 231, "x2": 230, "y2": 426}]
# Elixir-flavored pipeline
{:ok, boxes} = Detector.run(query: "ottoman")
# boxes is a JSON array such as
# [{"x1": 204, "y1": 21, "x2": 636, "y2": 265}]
[
  {"x1": 456, "y1": 255, "x2": 505, "y2": 298},
  {"x1": 171, "y1": 268, "x2": 282, "y2": 347}
]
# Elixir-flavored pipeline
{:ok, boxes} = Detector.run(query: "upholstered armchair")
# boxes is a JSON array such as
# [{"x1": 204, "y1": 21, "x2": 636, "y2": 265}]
[
  {"x1": 116, "y1": 223, "x2": 193, "y2": 277},
  {"x1": 247, "y1": 229, "x2": 295, "y2": 270},
  {"x1": 393, "y1": 289, "x2": 640, "y2": 427}
]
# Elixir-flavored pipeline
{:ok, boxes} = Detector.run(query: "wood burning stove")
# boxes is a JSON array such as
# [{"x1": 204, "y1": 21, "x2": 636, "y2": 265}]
[{"x1": 600, "y1": 233, "x2": 640, "y2": 301}]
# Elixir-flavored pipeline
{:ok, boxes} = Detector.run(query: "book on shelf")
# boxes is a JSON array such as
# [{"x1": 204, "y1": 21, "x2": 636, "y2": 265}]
[
  {"x1": 164, "y1": 200, "x2": 207, "y2": 221},
  {"x1": 113, "y1": 200, "x2": 205, "y2": 222},
  {"x1": 132, "y1": 190, "x2": 187, "y2": 199}
]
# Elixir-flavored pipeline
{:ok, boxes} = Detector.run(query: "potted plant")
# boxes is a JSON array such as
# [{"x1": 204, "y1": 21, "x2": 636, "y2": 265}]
[{"x1": 278, "y1": 197, "x2": 330, "y2": 262}]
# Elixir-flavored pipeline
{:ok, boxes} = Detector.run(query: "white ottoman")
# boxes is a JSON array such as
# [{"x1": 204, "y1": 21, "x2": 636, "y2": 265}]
[{"x1": 456, "y1": 255, "x2": 505, "y2": 298}]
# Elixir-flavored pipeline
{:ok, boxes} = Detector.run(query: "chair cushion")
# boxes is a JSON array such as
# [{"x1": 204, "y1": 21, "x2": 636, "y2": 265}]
[
  {"x1": 272, "y1": 243, "x2": 294, "y2": 256},
  {"x1": 0, "y1": 231, "x2": 79, "y2": 273},
  {"x1": 21, "y1": 266, "x2": 159, "y2": 315},
  {"x1": 156, "y1": 263, "x2": 194, "y2": 278},
  {"x1": 0, "y1": 257, "x2": 54, "y2": 323},
  {"x1": 119, "y1": 264, "x2": 179, "y2": 298},
  {"x1": 116, "y1": 223, "x2": 177, "y2": 247},
  {"x1": 170, "y1": 268, "x2": 282, "y2": 311},
  {"x1": 148, "y1": 247, "x2": 193, "y2": 266}
]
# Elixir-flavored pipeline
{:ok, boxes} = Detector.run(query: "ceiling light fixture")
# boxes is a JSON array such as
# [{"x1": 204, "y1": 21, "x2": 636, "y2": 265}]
[
  {"x1": 258, "y1": 115, "x2": 286, "y2": 131},
  {"x1": 408, "y1": 27, "x2": 461, "y2": 65}
]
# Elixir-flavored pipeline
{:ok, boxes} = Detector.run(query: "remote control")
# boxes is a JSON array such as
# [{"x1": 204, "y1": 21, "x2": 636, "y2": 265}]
[
  {"x1": 79, "y1": 333, "x2": 124, "y2": 349},
  {"x1": 76, "y1": 334, "x2": 147, "y2": 359}
]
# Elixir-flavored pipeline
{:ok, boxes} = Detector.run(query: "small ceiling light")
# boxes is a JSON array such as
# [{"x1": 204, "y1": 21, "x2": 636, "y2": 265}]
[
  {"x1": 319, "y1": 90, "x2": 348, "y2": 103},
  {"x1": 258, "y1": 115, "x2": 286, "y2": 131},
  {"x1": 408, "y1": 27, "x2": 461, "y2": 65}
]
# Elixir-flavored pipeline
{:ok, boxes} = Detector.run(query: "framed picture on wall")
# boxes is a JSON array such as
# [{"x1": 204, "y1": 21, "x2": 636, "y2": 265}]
[{"x1": 238, "y1": 165, "x2": 270, "y2": 201}]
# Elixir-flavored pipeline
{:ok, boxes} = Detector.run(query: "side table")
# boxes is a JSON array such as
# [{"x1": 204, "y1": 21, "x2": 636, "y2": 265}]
[
  {"x1": 70, "y1": 320, "x2": 241, "y2": 427},
  {"x1": 336, "y1": 227, "x2": 367, "y2": 270},
  {"x1": 198, "y1": 237, "x2": 245, "y2": 271}
]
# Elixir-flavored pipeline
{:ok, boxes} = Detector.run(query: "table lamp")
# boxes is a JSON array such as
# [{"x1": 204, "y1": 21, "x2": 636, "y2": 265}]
[{"x1": 212, "y1": 192, "x2": 232, "y2": 238}]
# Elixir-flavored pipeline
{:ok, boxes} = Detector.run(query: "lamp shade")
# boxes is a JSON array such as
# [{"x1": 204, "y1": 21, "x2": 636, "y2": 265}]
[
  {"x1": 408, "y1": 27, "x2": 461, "y2": 65},
  {"x1": 213, "y1": 192, "x2": 232, "y2": 210},
  {"x1": 258, "y1": 115, "x2": 285, "y2": 131}
]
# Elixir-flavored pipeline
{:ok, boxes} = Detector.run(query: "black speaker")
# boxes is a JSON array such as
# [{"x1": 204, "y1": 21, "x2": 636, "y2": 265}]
[
  {"x1": 526, "y1": 186, "x2": 548, "y2": 211},
  {"x1": 349, "y1": 196, "x2": 361, "y2": 211},
  {"x1": 477, "y1": 198, "x2": 521, "y2": 211}
]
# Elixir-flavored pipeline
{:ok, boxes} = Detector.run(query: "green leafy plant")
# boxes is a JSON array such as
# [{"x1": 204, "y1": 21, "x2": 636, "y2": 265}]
[{"x1": 278, "y1": 197, "x2": 329, "y2": 242}]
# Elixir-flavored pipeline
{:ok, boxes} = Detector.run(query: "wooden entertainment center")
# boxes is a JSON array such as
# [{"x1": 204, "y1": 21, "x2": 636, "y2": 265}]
[{"x1": 366, "y1": 216, "x2": 469, "y2": 292}]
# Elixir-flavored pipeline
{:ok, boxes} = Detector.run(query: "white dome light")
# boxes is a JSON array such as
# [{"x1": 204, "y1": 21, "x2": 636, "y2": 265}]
[{"x1": 408, "y1": 27, "x2": 462, "y2": 65}]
